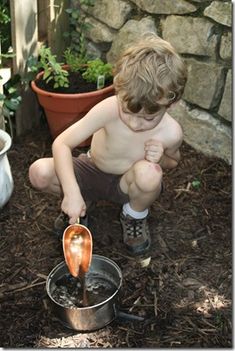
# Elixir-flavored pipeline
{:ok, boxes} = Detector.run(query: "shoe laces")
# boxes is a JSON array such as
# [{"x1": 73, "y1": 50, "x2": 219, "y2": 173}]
[{"x1": 124, "y1": 217, "x2": 146, "y2": 238}]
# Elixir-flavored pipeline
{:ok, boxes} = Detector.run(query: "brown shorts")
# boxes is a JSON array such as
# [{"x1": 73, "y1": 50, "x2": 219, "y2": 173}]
[{"x1": 72, "y1": 152, "x2": 129, "y2": 204}]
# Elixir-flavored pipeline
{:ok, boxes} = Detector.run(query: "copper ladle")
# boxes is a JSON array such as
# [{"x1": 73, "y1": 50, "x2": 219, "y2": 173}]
[{"x1": 63, "y1": 218, "x2": 93, "y2": 278}]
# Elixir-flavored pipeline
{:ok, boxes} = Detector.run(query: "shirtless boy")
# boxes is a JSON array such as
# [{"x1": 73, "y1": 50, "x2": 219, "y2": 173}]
[{"x1": 29, "y1": 33, "x2": 187, "y2": 256}]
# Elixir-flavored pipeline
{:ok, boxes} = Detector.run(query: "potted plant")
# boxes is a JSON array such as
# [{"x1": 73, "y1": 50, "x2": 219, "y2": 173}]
[
  {"x1": 30, "y1": 46, "x2": 114, "y2": 146},
  {"x1": 30, "y1": 0, "x2": 114, "y2": 146}
]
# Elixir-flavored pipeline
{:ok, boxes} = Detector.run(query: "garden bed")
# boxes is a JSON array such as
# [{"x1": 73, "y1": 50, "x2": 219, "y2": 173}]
[{"x1": 0, "y1": 123, "x2": 232, "y2": 348}]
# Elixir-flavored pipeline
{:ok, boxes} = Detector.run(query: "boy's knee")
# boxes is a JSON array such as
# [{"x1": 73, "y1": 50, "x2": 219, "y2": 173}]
[
  {"x1": 29, "y1": 160, "x2": 51, "y2": 190},
  {"x1": 133, "y1": 160, "x2": 162, "y2": 192}
]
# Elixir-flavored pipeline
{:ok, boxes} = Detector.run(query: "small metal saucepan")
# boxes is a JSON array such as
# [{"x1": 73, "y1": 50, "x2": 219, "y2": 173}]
[
  {"x1": 46, "y1": 254, "x2": 144, "y2": 331},
  {"x1": 47, "y1": 254, "x2": 122, "y2": 331}
]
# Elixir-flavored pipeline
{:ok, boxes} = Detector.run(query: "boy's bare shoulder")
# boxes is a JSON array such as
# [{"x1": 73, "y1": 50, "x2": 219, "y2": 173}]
[
  {"x1": 86, "y1": 95, "x2": 119, "y2": 126},
  {"x1": 101, "y1": 95, "x2": 118, "y2": 109},
  {"x1": 165, "y1": 112, "x2": 182, "y2": 131},
  {"x1": 95, "y1": 95, "x2": 119, "y2": 118},
  {"x1": 163, "y1": 112, "x2": 183, "y2": 146},
  {"x1": 90, "y1": 95, "x2": 118, "y2": 113}
]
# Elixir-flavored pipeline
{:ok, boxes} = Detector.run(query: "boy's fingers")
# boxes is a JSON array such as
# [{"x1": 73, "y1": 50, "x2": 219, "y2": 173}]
[
  {"x1": 80, "y1": 208, "x2": 86, "y2": 217},
  {"x1": 69, "y1": 216, "x2": 77, "y2": 225}
]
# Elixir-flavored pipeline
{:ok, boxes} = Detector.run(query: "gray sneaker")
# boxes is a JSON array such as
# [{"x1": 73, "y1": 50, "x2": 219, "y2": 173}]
[{"x1": 120, "y1": 212, "x2": 151, "y2": 255}]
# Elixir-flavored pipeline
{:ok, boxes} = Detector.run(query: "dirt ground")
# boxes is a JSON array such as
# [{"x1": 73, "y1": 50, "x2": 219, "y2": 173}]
[{"x1": 0, "y1": 123, "x2": 232, "y2": 348}]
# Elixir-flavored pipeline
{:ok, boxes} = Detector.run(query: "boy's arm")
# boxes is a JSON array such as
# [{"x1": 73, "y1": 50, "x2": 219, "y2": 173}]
[
  {"x1": 52, "y1": 97, "x2": 114, "y2": 223},
  {"x1": 145, "y1": 121, "x2": 183, "y2": 170},
  {"x1": 159, "y1": 147, "x2": 181, "y2": 170},
  {"x1": 159, "y1": 118, "x2": 183, "y2": 170}
]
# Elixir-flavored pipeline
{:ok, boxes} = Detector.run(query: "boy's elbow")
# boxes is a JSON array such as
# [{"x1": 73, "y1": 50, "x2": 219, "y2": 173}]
[
  {"x1": 52, "y1": 135, "x2": 65, "y2": 153},
  {"x1": 169, "y1": 158, "x2": 179, "y2": 169},
  {"x1": 171, "y1": 153, "x2": 181, "y2": 168},
  {"x1": 52, "y1": 138, "x2": 59, "y2": 152},
  {"x1": 164, "y1": 158, "x2": 179, "y2": 170},
  {"x1": 160, "y1": 154, "x2": 180, "y2": 170}
]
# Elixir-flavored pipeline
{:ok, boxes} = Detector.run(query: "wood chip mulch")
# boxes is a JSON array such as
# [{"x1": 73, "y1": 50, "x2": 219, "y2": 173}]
[{"x1": 0, "y1": 124, "x2": 232, "y2": 348}]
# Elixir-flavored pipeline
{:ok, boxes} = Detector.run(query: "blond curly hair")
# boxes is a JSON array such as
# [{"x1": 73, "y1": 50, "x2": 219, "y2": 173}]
[{"x1": 113, "y1": 33, "x2": 187, "y2": 114}]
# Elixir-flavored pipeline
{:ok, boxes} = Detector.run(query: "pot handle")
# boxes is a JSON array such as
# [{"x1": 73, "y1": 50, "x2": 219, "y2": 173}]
[{"x1": 115, "y1": 309, "x2": 145, "y2": 322}]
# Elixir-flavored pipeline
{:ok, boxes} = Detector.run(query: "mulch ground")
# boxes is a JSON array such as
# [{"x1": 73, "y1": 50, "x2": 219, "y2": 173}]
[{"x1": 0, "y1": 123, "x2": 232, "y2": 348}]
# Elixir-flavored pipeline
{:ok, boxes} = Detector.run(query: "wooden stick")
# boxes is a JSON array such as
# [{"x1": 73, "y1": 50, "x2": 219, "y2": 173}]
[{"x1": 153, "y1": 291, "x2": 158, "y2": 316}]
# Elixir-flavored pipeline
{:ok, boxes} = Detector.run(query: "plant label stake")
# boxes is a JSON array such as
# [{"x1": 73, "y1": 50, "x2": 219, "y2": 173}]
[{"x1": 97, "y1": 75, "x2": 105, "y2": 90}]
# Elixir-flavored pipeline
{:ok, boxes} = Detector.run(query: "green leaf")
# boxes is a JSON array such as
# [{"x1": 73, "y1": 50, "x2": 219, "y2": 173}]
[
  {"x1": 43, "y1": 70, "x2": 51, "y2": 80},
  {"x1": 65, "y1": 8, "x2": 73, "y2": 14},
  {"x1": 63, "y1": 31, "x2": 70, "y2": 38},
  {"x1": 4, "y1": 98, "x2": 21, "y2": 111},
  {"x1": 192, "y1": 180, "x2": 201, "y2": 190},
  {"x1": 8, "y1": 87, "x2": 17, "y2": 94},
  {"x1": 0, "y1": 93, "x2": 6, "y2": 101},
  {"x1": 72, "y1": 11, "x2": 79, "y2": 19}
]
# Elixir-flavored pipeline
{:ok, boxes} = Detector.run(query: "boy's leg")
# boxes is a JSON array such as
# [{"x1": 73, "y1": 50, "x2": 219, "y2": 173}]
[
  {"x1": 119, "y1": 160, "x2": 163, "y2": 255},
  {"x1": 29, "y1": 158, "x2": 61, "y2": 194},
  {"x1": 29, "y1": 158, "x2": 64, "y2": 237},
  {"x1": 29, "y1": 157, "x2": 90, "y2": 237}
]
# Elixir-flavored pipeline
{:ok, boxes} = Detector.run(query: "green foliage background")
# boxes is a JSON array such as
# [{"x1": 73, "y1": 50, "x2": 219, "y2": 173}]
[{"x1": 0, "y1": 0, "x2": 11, "y2": 53}]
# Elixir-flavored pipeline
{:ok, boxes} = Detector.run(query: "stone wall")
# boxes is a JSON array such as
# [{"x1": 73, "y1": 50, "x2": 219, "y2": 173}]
[{"x1": 75, "y1": 0, "x2": 232, "y2": 164}]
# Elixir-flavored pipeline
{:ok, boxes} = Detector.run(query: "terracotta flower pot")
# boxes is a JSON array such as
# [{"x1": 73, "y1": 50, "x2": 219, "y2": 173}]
[{"x1": 31, "y1": 69, "x2": 114, "y2": 147}]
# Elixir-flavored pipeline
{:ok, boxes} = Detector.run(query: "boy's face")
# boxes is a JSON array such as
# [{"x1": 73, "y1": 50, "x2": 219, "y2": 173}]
[{"x1": 120, "y1": 107, "x2": 167, "y2": 132}]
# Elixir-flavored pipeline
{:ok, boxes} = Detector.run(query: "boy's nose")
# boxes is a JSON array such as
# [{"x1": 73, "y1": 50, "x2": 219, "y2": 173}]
[{"x1": 130, "y1": 118, "x2": 141, "y2": 130}]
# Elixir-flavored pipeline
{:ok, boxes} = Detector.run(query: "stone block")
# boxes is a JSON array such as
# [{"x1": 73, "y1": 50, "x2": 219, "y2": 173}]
[
  {"x1": 83, "y1": 0, "x2": 132, "y2": 30},
  {"x1": 161, "y1": 16, "x2": 218, "y2": 57},
  {"x1": 129, "y1": 0, "x2": 197, "y2": 14},
  {"x1": 204, "y1": 1, "x2": 232, "y2": 27},
  {"x1": 218, "y1": 70, "x2": 232, "y2": 122},
  {"x1": 168, "y1": 100, "x2": 232, "y2": 164},
  {"x1": 183, "y1": 59, "x2": 225, "y2": 110},
  {"x1": 86, "y1": 42, "x2": 102, "y2": 59},
  {"x1": 107, "y1": 17, "x2": 157, "y2": 63},
  {"x1": 220, "y1": 32, "x2": 232, "y2": 61},
  {"x1": 84, "y1": 17, "x2": 115, "y2": 43}
]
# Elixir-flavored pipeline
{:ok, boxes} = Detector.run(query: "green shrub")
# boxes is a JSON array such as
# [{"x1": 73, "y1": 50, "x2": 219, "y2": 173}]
[
  {"x1": 0, "y1": 0, "x2": 11, "y2": 53},
  {"x1": 82, "y1": 59, "x2": 113, "y2": 87},
  {"x1": 63, "y1": 48, "x2": 86, "y2": 73}
]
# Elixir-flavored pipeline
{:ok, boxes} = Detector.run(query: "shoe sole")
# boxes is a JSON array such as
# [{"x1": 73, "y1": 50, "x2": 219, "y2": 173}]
[{"x1": 125, "y1": 238, "x2": 151, "y2": 256}]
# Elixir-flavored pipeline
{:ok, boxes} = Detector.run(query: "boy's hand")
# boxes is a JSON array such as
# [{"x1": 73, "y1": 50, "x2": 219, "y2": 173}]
[
  {"x1": 144, "y1": 139, "x2": 164, "y2": 163},
  {"x1": 61, "y1": 191, "x2": 86, "y2": 224}
]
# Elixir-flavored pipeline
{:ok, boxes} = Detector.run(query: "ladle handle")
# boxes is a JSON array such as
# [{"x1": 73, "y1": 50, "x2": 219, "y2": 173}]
[
  {"x1": 61, "y1": 212, "x2": 80, "y2": 225},
  {"x1": 76, "y1": 217, "x2": 80, "y2": 225}
]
